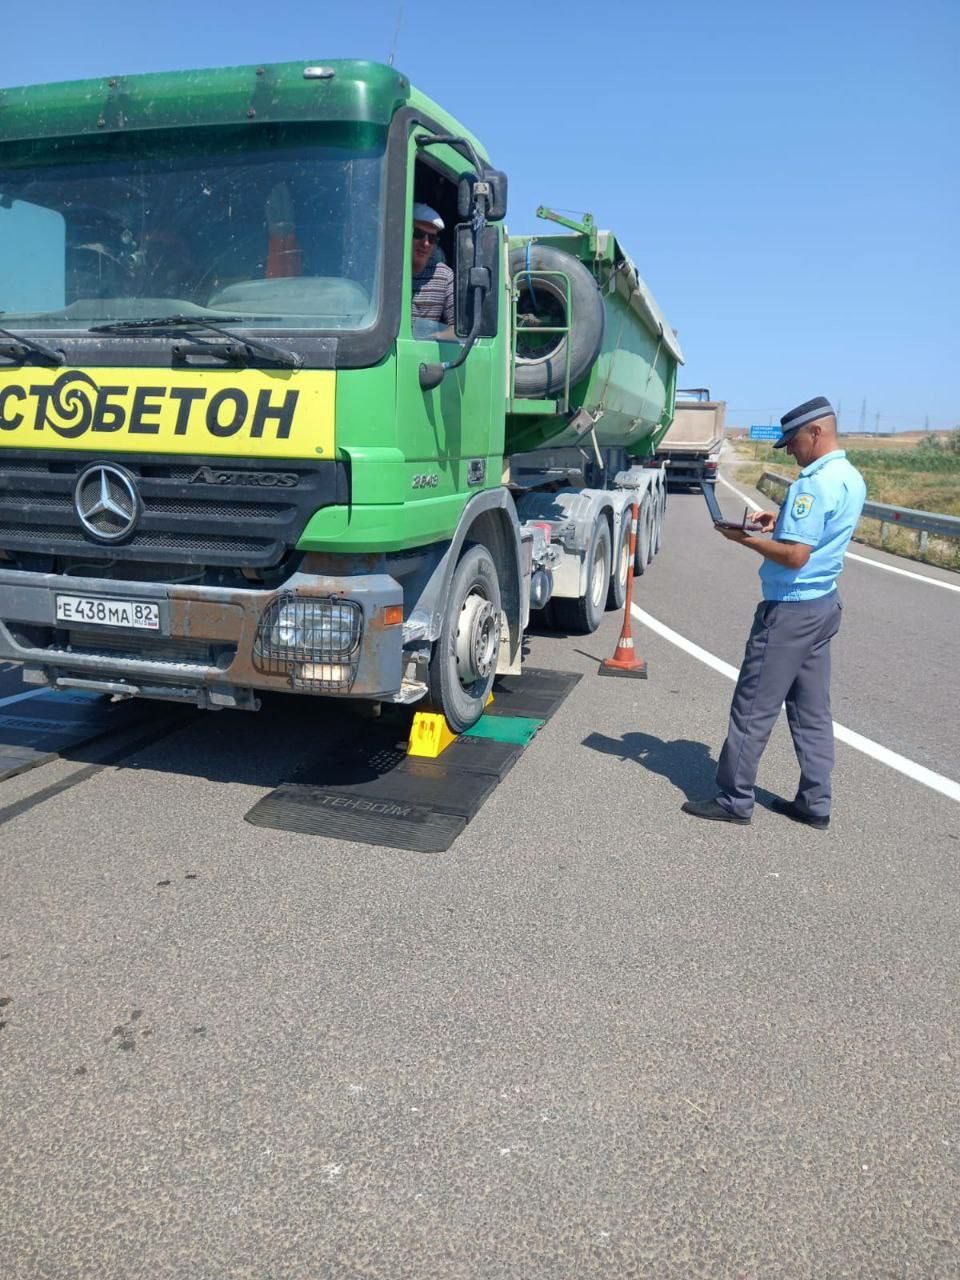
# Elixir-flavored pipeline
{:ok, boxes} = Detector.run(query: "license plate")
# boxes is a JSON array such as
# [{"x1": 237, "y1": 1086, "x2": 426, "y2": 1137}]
[{"x1": 55, "y1": 594, "x2": 161, "y2": 631}]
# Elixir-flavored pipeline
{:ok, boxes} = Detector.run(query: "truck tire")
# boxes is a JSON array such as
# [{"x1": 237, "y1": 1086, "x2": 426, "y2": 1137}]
[
  {"x1": 426, "y1": 544, "x2": 501, "y2": 733},
  {"x1": 509, "y1": 245, "x2": 605, "y2": 399},
  {"x1": 607, "y1": 507, "x2": 632, "y2": 611},
  {"x1": 551, "y1": 519, "x2": 611, "y2": 635},
  {"x1": 634, "y1": 499, "x2": 653, "y2": 576},
  {"x1": 652, "y1": 489, "x2": 665, "y2": 556}
]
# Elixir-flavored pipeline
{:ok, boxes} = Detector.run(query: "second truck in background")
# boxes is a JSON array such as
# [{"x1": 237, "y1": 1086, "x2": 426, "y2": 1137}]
[{"x1": 656, "y1": 389, "x2": 725, "y2": 487}]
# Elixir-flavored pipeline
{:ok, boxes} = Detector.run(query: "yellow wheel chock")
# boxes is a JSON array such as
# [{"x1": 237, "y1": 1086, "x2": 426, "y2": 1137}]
[
  {"x1": 407, "y1": 693, "x2": 494, "y2": 759},
  {"x1": 407, "y1": 711, "x2": 458, "y2": 759}
]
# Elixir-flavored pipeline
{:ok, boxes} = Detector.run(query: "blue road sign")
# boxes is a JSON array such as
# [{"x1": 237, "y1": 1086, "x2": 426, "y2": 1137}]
[{"x1": 749, "y1": 425, "x2": 781, "y2": 441}]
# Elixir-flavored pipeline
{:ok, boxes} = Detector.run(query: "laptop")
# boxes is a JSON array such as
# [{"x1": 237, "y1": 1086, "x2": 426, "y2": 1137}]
[{"x1": 700, "y1": 480, "x2": 763, "y2": 531}]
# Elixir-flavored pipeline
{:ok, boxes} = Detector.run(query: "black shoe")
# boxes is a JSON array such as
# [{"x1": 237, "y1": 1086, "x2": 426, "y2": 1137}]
[
  {"x1": 770, "y1": 797, "x2": 830, "y2": 830},
  {"x1": 681, "y1": 798, "x2": 751, "y2": 825}
]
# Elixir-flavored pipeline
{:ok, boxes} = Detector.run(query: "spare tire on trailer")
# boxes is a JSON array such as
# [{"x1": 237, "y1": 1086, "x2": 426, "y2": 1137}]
[{"x1": 510, "y1": 244, "x2": 605, "y2": 399}]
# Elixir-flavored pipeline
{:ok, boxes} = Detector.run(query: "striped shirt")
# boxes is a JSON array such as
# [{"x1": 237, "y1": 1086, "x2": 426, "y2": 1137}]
[{"x1": 412, "y1": 261, "x2": 455, "y2": 325}]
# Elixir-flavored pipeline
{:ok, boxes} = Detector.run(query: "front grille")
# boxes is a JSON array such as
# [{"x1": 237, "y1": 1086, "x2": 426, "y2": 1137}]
[
  {"x1": 9, "y1": 624, "x2": 234, "y2": 670},
  {"x1": 0, "y1": 522, "x2": 273, "y2": 555},
  {"x1": 66, "y1": 630, "x2": 233, "y2": 668},
  {"x1": 0, "y1": 450, "x2": 348, "y2": 569},
  {"x1": 136, "y1": 498, "x2": 279, "y2": 519}
]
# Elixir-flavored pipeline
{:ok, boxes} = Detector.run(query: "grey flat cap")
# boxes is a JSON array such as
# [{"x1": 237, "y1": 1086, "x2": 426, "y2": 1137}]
[{"x1": 774, "y1": 396, "x2": 835, "y2": 448}]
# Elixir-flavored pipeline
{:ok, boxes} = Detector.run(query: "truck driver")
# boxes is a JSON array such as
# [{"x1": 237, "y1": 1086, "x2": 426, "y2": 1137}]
[{"x1": 411, "y1": 202, "x2": 454, "y2": 333}]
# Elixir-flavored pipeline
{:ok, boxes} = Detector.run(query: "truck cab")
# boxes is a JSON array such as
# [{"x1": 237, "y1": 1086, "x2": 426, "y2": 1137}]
[
  {"x1": 0, "y1": 61, "x2": 526, "y2": 722},
  {"x1": 0, "y1": 59, "x2": 680, "y2": 730}
]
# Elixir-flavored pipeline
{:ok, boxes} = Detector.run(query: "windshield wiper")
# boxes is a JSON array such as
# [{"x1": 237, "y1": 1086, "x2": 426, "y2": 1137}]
[
  {"x1": 0, "y1": 324, "x2": 65, "y2": 366},
  {"x1": 88, "y1": 315, "x2": 303, "y2": 369}
]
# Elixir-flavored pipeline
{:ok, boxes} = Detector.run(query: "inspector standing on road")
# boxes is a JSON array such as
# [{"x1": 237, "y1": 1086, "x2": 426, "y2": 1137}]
[{"x1": 682, "y1": 397, "x2": 866, "y2": 829}]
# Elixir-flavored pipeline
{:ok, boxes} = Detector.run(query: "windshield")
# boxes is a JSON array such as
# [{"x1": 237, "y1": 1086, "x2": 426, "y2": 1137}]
[{"x1": 0, "y1": 122, "x2": 385, "y2": 331}]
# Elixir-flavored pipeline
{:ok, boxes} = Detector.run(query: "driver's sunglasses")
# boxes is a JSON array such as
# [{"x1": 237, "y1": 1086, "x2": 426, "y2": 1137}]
[{"x1": 412, "y1": 228, "x2": 439, "y2": 245}]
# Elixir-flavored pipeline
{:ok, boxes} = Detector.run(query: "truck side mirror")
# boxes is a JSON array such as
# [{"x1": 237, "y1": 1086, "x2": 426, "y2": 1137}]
[
  {"x1": 457, "y1": 169, "x2": 507, "y2": 222},
  {"x1": 457, "y1": 173, "x2": 476, "y2": 220},
  {"x1": 455, "y1": 224, "x2": 499, "y2": 339},
  {"x1": 480, "y1": 169, "x2": 508, "y2": 222}
]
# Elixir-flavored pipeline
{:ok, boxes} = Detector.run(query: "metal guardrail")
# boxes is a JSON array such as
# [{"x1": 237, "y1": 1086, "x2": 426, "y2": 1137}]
[{"x1": 759, "y1": 471, "x2": 960, "y2": 543}]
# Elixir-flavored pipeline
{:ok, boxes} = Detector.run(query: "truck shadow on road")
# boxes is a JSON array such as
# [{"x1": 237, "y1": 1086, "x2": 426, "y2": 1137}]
[
  {"x1": 0, "y1": 694, "x2": 404, "y2": 798},
  {"x1": 582, "y1": 729, "x2": 779, "y2": 807}
]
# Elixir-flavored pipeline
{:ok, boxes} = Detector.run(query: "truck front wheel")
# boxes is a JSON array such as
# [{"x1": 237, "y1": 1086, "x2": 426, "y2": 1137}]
[{"x1": 426, "y1": 544, "x2": 501, "y2": 733}]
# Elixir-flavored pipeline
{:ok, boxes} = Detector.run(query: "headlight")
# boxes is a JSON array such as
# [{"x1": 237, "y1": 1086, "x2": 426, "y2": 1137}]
[
  {"x1": 254, "y1": 595, "x2": 363, "y2": 692},
  {"x1": 270, "y1": 602, "x2": 359, "y2": 653}
]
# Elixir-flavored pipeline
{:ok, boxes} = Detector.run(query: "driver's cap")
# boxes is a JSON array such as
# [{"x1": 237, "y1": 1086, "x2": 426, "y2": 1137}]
[{"x1": 412, "y1": 203, "x2": 444, "y2": 230}]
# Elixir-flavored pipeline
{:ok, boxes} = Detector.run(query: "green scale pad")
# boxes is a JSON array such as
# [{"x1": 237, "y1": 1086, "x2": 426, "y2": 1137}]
[{"x1": 463, "y1": 714, "x2": 544, "y2": 745}]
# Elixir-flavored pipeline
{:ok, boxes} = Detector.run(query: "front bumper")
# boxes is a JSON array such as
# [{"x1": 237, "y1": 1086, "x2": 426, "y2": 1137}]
[{"x1": 0, "y1": 562, "x2": 403, "y2": 710}]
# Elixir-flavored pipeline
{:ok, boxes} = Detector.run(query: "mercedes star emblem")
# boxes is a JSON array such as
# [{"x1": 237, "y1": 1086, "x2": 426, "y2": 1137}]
[{"x1": 74, "y1": 463, "x2": 142, "y2": 542}]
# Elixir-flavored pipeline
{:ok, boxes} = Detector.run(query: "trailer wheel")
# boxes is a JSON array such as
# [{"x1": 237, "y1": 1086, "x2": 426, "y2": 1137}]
[
  {"x1": 634, "y1": 500, "x2": 653, "y2": 576},
  {"x1": 552, "y1": 519, "x2": 611, "y2": 635},
  {"x1": 652, "y1": 489, "x2": 665, "y2": 556},
  {"x1": 426, "y1": 544, "x2": 501, "y2": 733},
  {"x1": 607, "y1": 508, "x2": 632, "y2": 611},
  {"x1": 509, "y1": 245, "x2": 605, "y2": 399}
]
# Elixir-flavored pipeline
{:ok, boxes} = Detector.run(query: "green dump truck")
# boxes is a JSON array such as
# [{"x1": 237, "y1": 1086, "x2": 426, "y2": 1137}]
[{"x1": 0, "y1": 59, "x2": 682, "y2": 731}]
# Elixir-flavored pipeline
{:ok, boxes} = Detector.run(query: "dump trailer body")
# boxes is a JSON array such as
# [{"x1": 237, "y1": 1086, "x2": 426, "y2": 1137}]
[{"x1": 505, "y1": 231, "x2": 682, "y2": 457}]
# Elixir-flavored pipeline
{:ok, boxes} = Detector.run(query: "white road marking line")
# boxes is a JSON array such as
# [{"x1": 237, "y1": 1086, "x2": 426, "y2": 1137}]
[
  {"x1": 0, "y1": 687, "x2": 102, "y2": 712},
  {"x1": 630, "y1": 603, "x2": 960, "y2": 804},
  {"x1": 0, "y1": 687, "x2": 47, "y2": 711},
  {"x1": 842, "y1": 550, "x2": 960, "y2": 593},
  {"x1": 717, "y1": 473, "x2": 764, "y2": 513},
  {"x1": 717, "y1": 474, "x2": 960, "y2": 595}
]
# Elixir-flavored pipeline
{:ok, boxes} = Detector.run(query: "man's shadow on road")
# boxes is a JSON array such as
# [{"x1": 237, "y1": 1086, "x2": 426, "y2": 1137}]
[{"x1": 583, "y1": 730, "x2": 779, "y2": 807}]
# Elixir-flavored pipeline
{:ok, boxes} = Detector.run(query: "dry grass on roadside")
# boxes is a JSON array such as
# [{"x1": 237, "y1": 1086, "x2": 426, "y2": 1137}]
[
  {"x1": 749, "y1": 463, "x2": 960, "y2": 520},
  {"x1": 752, "y1": 471, "x2": 960, "y2": 572},
  {"x1": 731, "y1": 438, "x2": 960, "y2": 511},
  {"x1": 727, "y1": 437, "x2": 960, "y2": 572},
  {"x1": 859, "y1": 472, "x2": 960, "y2": 518},
  {"x1": 852, "y1": 519, "x2": 960, "y2": 569}
]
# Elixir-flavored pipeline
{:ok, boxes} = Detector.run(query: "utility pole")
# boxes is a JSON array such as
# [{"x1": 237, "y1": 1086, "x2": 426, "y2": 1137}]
[
  {"x1": 924, "y1": 415, "x2": 930, "y2": 434},
  {"x1": 874, "y1": 412, "x2": 880, "y2": 436},
  {"x1": 859, "y1": 398, "x2": 866, "y2": 433}
]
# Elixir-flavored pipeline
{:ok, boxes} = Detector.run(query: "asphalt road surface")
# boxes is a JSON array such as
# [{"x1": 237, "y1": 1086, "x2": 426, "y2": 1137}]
[{"x1": 1, "y1": 485, "x2": 958, "y2": 1279}]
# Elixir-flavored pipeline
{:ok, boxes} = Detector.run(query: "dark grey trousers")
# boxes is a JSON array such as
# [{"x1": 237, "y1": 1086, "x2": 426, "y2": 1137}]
[{"x1": 716, "y1": 592, "x2": 842, "y2": 819}]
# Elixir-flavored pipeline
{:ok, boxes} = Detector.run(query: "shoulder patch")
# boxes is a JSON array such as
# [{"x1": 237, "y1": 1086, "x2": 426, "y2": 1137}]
[{"x1": 792, "y1": 493, "x2": 815, "y2": 520}]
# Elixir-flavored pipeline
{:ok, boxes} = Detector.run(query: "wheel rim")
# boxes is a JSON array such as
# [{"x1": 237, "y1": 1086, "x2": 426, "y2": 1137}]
[
  {"x1": 591, "y1": 547, "x2": 607, "y2": 608},
  {"x1": 455, "y1": 591, "x2": 497, "y2": 687},
  {"x1": 618, "y1": 532, "x2": 630, "y2": 587},
  {"x1": 635, "y1": 508, "x2": 650, "y2": 571}
]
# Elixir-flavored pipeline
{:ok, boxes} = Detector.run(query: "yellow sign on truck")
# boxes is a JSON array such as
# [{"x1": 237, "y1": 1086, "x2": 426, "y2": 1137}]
[{"x1": 0, "y1": 367, "x2": 335, "y2": 459}]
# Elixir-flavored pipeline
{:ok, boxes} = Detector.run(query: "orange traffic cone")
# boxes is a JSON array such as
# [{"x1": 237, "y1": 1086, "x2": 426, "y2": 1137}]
[{"x1": 599, "y1": 497, "x2": 648, "y2": 679}]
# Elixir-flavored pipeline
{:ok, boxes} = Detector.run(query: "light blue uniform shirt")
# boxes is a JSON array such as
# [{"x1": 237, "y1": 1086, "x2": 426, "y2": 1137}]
[{"x1": 760, "y1": 450, "x2": 867, "y2": 601}]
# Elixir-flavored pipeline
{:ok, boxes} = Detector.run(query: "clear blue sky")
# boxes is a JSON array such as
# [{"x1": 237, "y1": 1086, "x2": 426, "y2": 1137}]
[{"x1": 2, "y1": 0, "x2": 957, "y2": 430}]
